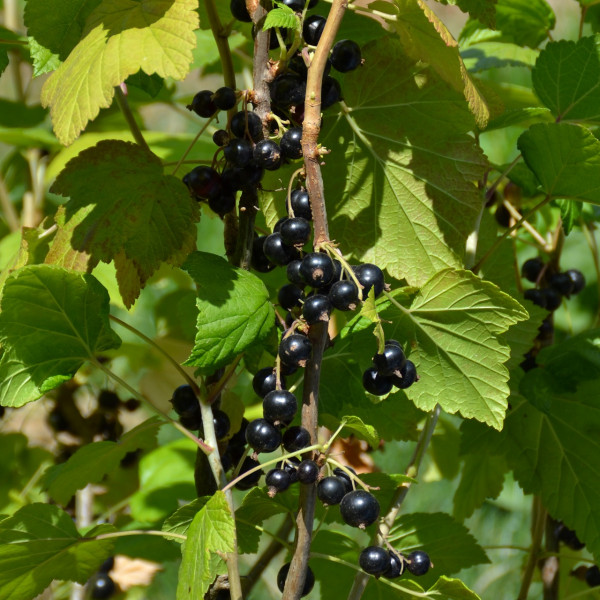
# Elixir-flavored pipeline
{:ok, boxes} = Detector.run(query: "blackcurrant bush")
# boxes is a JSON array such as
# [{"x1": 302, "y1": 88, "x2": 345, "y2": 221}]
[
  {"x1": 287, "y1": 259, "x2": 306, "y2": 285},
  {"x1": 288, "y1": 54, "x2": 308, "y2": 77},
  {"x1": 300, "y1": 252, "x2": 334, "y2": 287},
  {"x1": 184, "y1": 166, "x2": 222, "y2": 200},
  {"x1": 363, "y1": 367, "x2": 393, "y2": 396},
  {"x1": 391, "y1": 359, "x2": 418, "y2": 389},
  {"x1": 212, "y1": 409, "x2": 231, "y2": 440},
  {"x1": 90, "y1": 573, "x2": 116, "y2": 599},
  {"x1": 266, "y1": 468, "x2": 292, "y2": 494},
  {"x1": 329, "y1": 279, "x2": 360, "y2": 311},
  {"x1": 252, "y1": 367, "x2": 286, "y2": 398},
  {"x1": 253, "y1": 139, "x2": 282, "y2": 170},
  {"x1": 302, "y1": 294, "x2": 332, "y2": 324},
  {"x1": 279, "y1": 334, "x2": 312, "y2": 367},
  {"x1": 521, "y1": 257, "x2": 544, "y2": 283},
  {"x1": 283, "y1": 426, "x2": 311, "y2": 452},
  {"x1": 263, "y1": 232, "x2": 300, "y2": 266},
  {"x1": 231, "y1": 111, "x2": 263, "y2": 141},
  {"x1": 586, "y1": 565, "x2": 600, "y2": 587},
  {"x1": 321, "y1": 75, "x2": 342, "y2": 109},
  {"x1": 277, "y1": 456, "x2": 301, "y2": 483},
  {"x1": 246, "y1": 418, "x2": 282, "y2": 453},
  {"x1": 333, "y1": 466, "x2": 356, "y2": 494},
  {"x1": 567, "y1": 269, "x2": 585, "y2": 294},
  {"x1": 98, "y1": 390, "x2": 120, "y2": 411},
  {"x1": 235, "y1": 457, "x2": 263, "y2": 490},
  {"x1": 251, "y1": 236, "x2": 276, "y2": 272},
  {"x1": 263, "y1": 389, "x2": 298, "y2": 427},
  {"x1": 303, "y1": 14, "x2": 326, "y2": 45},
  {"x1": 229, "y1": 417, "x2": 249, "y2": 447},
  {"x1": 237, "y1": 163, "x2": 265, "y2": 186},
  {"x1": 541, "y1": 288, "x2": 562, "y2": 311},
  {"x1": 212, "y1": 129, "x2": 230, "y2": 147},
  {"x1": 180, "y1": 413, "x2": 201, "y2": 431},
  {"x1": 280, "y1": 360, "x2": 299, "y2": 376},
  {"x1": 281, "y1": 0, "x2": 305, "y2": 9},
  {"x1": 213, "y1": 86, "x2": 237, "y2": 111},
  {"x1": 331, "y1": 39, "x2": 362, "y2": 72},
  {"x1": 359, "y1": 546, "x2": 390, "y2": 576},
  {"x1": 495, "y1": 204, "x2": 511, "y2": 228},
  {"x1": 208, "y1": 192, "x2": 236, "y2": 216},
  {"x1": 355, "y1": 263, "x2": 385, "y2": 298},
  {"x1": 297, "y1": 459, "x2": 320, "y2": 484},
  {"x1": 277, "y1": 562, "x2": 315, "y2": 596},
  {"x1": 290, "y1": 189, "x2": 312, "y2": 220},
  {"x1": 271, "y1": 74, "x2": 307, "y2": 109},
  {"x1": 549, "y1": 272, "x2": 574, "y2": 297},
  {"x1": 280, "y1": 217, "x2": 312, "y2": 247},
  {"x1": 274, "y1": 216, "x2": 289, "y2": 233},
  {"x1": 317, "y1": 476, "x2": 346, "y2": 505},
  {"x1": 224, "y1": 138, "x2": 253, "y2": 166},
  {"x1": 555, "y1": 523, "x2": 585, "y2": 550},
  {"x1": 188, "y1": 90, "x2": 217, "y2": 118},
  {"x1": 230, "y1": 0, "x2": 252, "y2": 22},
  {"x1": 373, "y1": 343, "x2": 406, "y2": 376},
  {"x1": 385, "y1": 551, "x2": 405, "y2": 579},
  {"x1": 339, "y1": 490, "x2": 380, "y2": 528},
  {"x1": 281, "y1": 127, "x2": 303, "y2": 160},
  {"x1": 278, "y1": 283, "x2": 305, "y2": 311},
  {"x1": 524, "y1": 288, "x2": 546, "y2": 309},
  {"x1": 171, "y1": 385, "x2": 200, "y2": 417},
  {"x1": 406, "y1": 550, "x2": 431, "y2": 576}
]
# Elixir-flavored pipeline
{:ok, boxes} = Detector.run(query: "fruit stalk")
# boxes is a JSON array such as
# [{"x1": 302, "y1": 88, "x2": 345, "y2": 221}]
[
  {"x1": 517, "y1": 496, "x2": 547, "y2": 600},
  {"x1": 114, "y1": 86, "x2": 150, "y2": 152},
  {"x1": 204, "y1": 0, "x2": 236, "y2": 91}
]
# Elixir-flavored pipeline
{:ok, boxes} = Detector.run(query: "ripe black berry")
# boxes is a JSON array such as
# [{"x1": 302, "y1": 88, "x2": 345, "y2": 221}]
[
  {"x1": 263, "y1": 389, "x2": 298, "y2": 427},
  {"x1": 283, "y1": 426, "x2": 311, "y2": 452},
  {"x1": 252, "y1": 367, "x2": 286, "y2": 398},
  {"x1": 277, "y1": 562, "x2": 315, "y2": 596},
  {"x1": 212, "y1": 409, "x2": 230, "y2": 440},
  {"x1": 98, "y1": 390, "x2": 120, "y2": 411},
  {"x1": 300, "y1": 252, "x2": 334, "y2": 287},
  {"x1": 263, "y1": 232, "x2": 300, "y2": 266},
  {"x1": 99, "y1": 557, "x2": 114, "y2": 573},
  {"x1": 333, "y1": 466, "x2": 356, "y2": 494},
  {"x1": 317, "y1": 476, "x2": 346, "y2": 505},
  {"x1": 184, "y1": 166, "x2": 222, "y2": 200},
  {"x1": 208, "y1": 192, "x2": 236, "y2": 216},
  {"x1": 235, "y1": 456, "x2": 263, "y2": 490},
  {"x1": 363, "y1": 367, "x2": 393, "y2": 396},
  {"x1": 212, "y1": 129, "x2": 230, "y2": 147},
  {"x1": 339, "y1": 490, "x2": 380, "y2": 528},
  {"x1": 230, "y1": 0, "x2": 252, "y2": 22},
  {"x1": 330, "y1": 39, "x2": 362, "y2": 73},
  {"x1": 524, "y1": 288, "x2": 546, "y2": 308},
  {"x1": 303, "y1": 15, "x2": 326, "y2": 45},
  {"x1": 567, "y1": 269, "x2": 585, "y2": 294},
  {"x1": 359, "y1": 546, "x2": 390, "y2": 576},
  {"x1": 278, "y1": 283, "x2": 305, "y2": 311},
  {"x1": 542, "y1": 288, "x2": 562, "y2": 311},
  {"x1": 231, "y1": 111, "x2": 263, "y2": 141},
  {"x1": 302, "y1": 294, "x2": 332, "y2": 324},
  {"x1": 406, "y1": 550, "x2": 431, "y2": 576},
  {"x1": 290, "y1": 189, "x2": 312, "y2": 220},
  {"x1": 180, "y1": 413, "x2": 201, "y2": 431},
  {"x1": 281, "y1": 127, "x2": 303, "y2": 160},
  {"x1": 224, "y1": 139, "x2": 253, "y2": 166},
  {"x1": 277, "y1": 456, "x2": 301, "y2": 483},
  {"x1": 266, "y1": 468, "x2": 292, "y2": 494},
  {"x1": 271, "y1": 74, "x2": 306, "y2": 109},
  {"x1": 521, "y1": 257, "x2": 544, "y2": 283},
  {"x1": 391, "y1": 359, "x2": 418, "y2": 389},
  {"x1": 90, "y1": 573, "x2": 116, "y2": 599},
  {"x1": 286, "y1": 259, "x2": 305, "y2": 285},
  {"x1": 495, "y1": 204, "x2": 511, "y2": 228},
  {"x1": 586, "y1": 565, "x2": 600, "y2": 587},
  {"x1": 171, "y1": 385, "x2": 200, "y2": 417},
  {"x1": 321, "y1": 76, "x2": 342, "y2": 109},
  {"x1": 280, "y1": 217, "x2": 312, "y2": 247},
  {"x1": 385, "y1": 551, "x2": 405, "y2": 579},
  {"x1": 245, "y1": 418, "x2": 282, "y2": 453},
  {"x1": 188, "y1": 90, "x2": 217, "y2": 118},
  {"x1": 252, "y1": 236, "x2": 276, "y2": 272},
  {"x1": 253, "y1": 139, "x2": 282, "y2": 170},
  {"x1": 213, "y1": 86, "x2": 237, "y2": 111},
  {"x1": 549, "y1": 272, "x2": 574, "y2": 296},
  {"x1": 355, "y1": 263, "x2": 385, "y2": 298},
  {"x1": 279, "y1": 334, "x2": 312, "y2": 367},
  {"x1": 297, "y1": 459, "x2": 319, "y2": 484},
  {"x1": 329, "y1": 280, "x2": 359, "y2": 311},
  {"x1": 555, "y1": 523, "x2": 585, "y2": 550},
  {"x1": 373, "y1": 343, "x2": 406, "y2": 376}
]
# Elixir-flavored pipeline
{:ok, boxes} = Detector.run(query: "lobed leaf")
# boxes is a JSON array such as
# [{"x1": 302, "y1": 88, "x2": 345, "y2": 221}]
[{"x1": 162, "y1": 497, "x2": 210, "y2": 541}]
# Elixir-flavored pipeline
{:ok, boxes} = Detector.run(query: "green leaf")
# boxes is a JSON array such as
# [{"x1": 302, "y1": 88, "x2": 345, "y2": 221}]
[
  {"x1": 0, "y1": 503, "x2": 115, "y2": 600},
  {"x1": 182, "y1": 251, "x2": 275, "y2": 373},
  {"x1": 47, "y1": 140, "x2": 199, "y2": 307},
  {"x1": 44, "y1": 417, "x2": 162, "y2": 504},
  {"x1": 321, "y1": 36, "x2": 487, "y2": 287},
  {"x1": 0, "y1": 265, "x2": 120, "y2": 407},
  {"x1": 40, "y1": 0, "x2": 199, "y2": 145},
  {"x1": 263, "y1": 5, "x2": 298, "y2": 31},
  {"x1": 435, "y1": 0, "x2": 497, "y2": 29},
  {"x1": 0, "y1": 99, "x2": 46, "y2": 128},
  {"x1": 485, "y1": 107, "x2": 552, "y2": 131},
  {"x1": 162, "y1": 497, "x2": 210, "y2": 541},
  {"x1": 556, "y1": 199, "x2": 583, "y2": 235},
  {"x1": 320, "y1": 414, "x2": 379, "y2": 449},
  {"x1": 518, "y1": 123, "x2": 600, "y2": 204},
  {"x1": 28, "y1": 37, "x2": 61, "y2": 77},
  {"x1": 428, "y1": 577, "x2": 482, "y2": 600},
  {"x1": 461, "y1": 42, "x2": 538, "y2": 72},
  {"x1": 532, "y1": 36, "x2": 600, "y2": 122},
  {"x1": 176, "y1": 491, "x2": 235, "y2": 600},
  {"x1": 125, "y1": 71, "x2": 164, "y2": 98},
  {"x1": 197, "y1": 0, "x2": 234, "y2": 30}
]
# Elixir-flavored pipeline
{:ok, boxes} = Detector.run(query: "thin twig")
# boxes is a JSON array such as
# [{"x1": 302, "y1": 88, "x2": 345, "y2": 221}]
[
  {"x1": 517, "y1": 496, "x2": 547, "y2": 600},
  {"x1": 502, "y1": 199, "x2": 549, "y2": 248},
  {"x1": 114, "y1": 86, "x2": 151, "y2": 152},
  {"x1": 485, "y1": 154, "x2": 522, "y2": 203},
  {"x1": 204, "y1": 0, "x2": 236, "y2": 91},
  {"x1": 0, "y1": 173, "x2": 19, "y2": 231}
]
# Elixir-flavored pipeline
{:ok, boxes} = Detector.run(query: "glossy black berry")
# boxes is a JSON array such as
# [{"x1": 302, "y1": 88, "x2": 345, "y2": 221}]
[
  {"x1": 271, "y1": 74, "x2": 306, "y2": 109},
  {"x1": 230, "y1": 0, "x2": 252, "y2": 22},
  {"x1": 213, "y1": 86, "x2": 237, "y2": 111},
  {"x1": 277, "y1": 562, "x2": 315, "y2": 596},
  {"x1": 303, "y1": 14, "x2": 326, "y2": 45},
  {"x1": 281, "y1": 0, "x2": 305, "y2": 9},
  {"x1": 253, "y1": 367, "x2": 286, "y2": 398},
  {"x1": 281, "y1": 127, "x2": 303, "y2": 160},
  {"x1": 567, "y1": 269, "x2": 586, "y2": 294},
  {"x1": 542, "y1": 287, "x2": 562, "y2": 311},
  {"x1": 280, "y1": 217, "x2": 312, "y2": 247},
  {"x1": 263, "y1": 232, "x2": 300, "y2": 266},
  {"x1": 266, "y1": 468, "x2": 292, "y2": 494},
  {"x1": 184, "y1": 166, "x2": 222, "y2": 200},
  {"x1": 317, "y1": 476, "x2": 346, "y2": 505},
  {"x1": 524, "y1": 288, "x2": 546, "y2": 309},
  {"x1": 586, "y1": 566, "x2": 600, "y2": 587},
  {"x1": 253, "y1": 139, "x2": 282, "y2": 170},
  {"x1": 549, "y1": 272, "x2": 574, "y2": 296},
  {"x1": 279, "y1": 334, "x2": 312, "y2": 367},
  {"x1": 333, "y1": 466, "x2": 356, "y2": 494},
  {"x1": 235, "y1": 457, "x2": 263, "y2": 490},
  {"x1": 302, "y1": 294, "x2": 332, "y2": 324},
  {"x1": 385, "y1": 551, "x2": 405, "y2": 579},
  {"x1": 290, "y1": 189, "x2": 312, "y2": 220},
  {"x1": 231, "y1": 111, "x2": 263, "y2": 142},
  {"x1": 297, "y1": 459, "x2": 319, "y2": 484},
  {"x1": 391, "y1": 359, "x2": 418, "y2": 389},
  {"x1": 274, "y1": 216, "x2": 289, "y2": 233},
  {"x1": 373, "y1": 343, "x2": 406, "y2": 376},
  {"x1": 331, "y1": 39, "x2": 362, "y2": 73},
  {"x1": 283, "y1": 426, "x2": 311, "y2": 452},
  {"x1": 252, "y1": 236, "x2": 276, "y2": 272},
  {"x1": 537, "y1": 318, "x2": 553, "y2": 341},
  {"x1": 300, "y1": 252, "x2": 334, "y2": 287},
  {"x1": 521, "y1": 257, "x2": 544, "y2": 283},
  {"x1": 339, "y1": 490, "x2": 380, "y2": 528},
  {"x1": 277, "y1": 456, "x2": 301, "y2": 483},
  {"x1": 555, "y1": 523, "x2": 585, "y2": 550},
  {"x1": 212, "y1": 409, "x2": 230, "y2": 440},
  {"x1": 263, "y1": 390, "x2": 298, "y2": 427},
  {"x1": 180, "y1": 412, "x2": 201, "y2": 431},
  {"x1": 321, "y1": 75, "x2": 342, "y2": 109},
  {"x1": 359, "y1": 546, "x2": 390, "y2": 576},
  {"x1": 363, "y1": 367, "x2": 393, "y2": 396},
  {"x1": 269, "y1": 27, "x2": 289, "y2": 50},
  {"x1": 287, "y1": 259, "x2": 305, "y2": 285},
  {"x1": 495, "y1": 204, "x2": 511, "y2": 228},
  {"x1": 224, "y1": 138, "x2": 253, "y2": 166},
  {"x1": 90, "y1": 573, "x2": 116, "y2": 599},
  {"x1": 329, "y1": 280, "x2": 360, "y2": 311},
  {"x1": 208, "y1": 192, "x2": 236, "y2": 216},
  {"x1": 355, "y1": 263, "x2": 385, "y2": 298},
  {"x1": 98, "y1": 390, "x2": 120, "y2": 411},
  {"x1": 188, "y1": 90, "x2": 217, "y2": 118},
  {"x1": 171, "y1": 385, "x2": 200, "y2": 417},
  {"x1": 98, "y1": 557, "x2": 115, "y2": 573},
  {"x1": 406, "y1": 550, "x2": 431, "y2": 576},
  {"x1": 246, "y1": 418, "x2": 282, "y2": 453},
  {"x1": 212, "y1": 129, "x2": 230, "y2": 148},
  {"x1": 278, "y1": 283, "x2": 305, "y2": 311}
]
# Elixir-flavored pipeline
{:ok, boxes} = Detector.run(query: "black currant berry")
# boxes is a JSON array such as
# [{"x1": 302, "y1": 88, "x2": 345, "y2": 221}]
[
  {"x1": 283, "y1": 426, "x2": 311, "y2": 452},
  {"x1": 287, "y1": 259, "x2": 305, "y2": 285},
  {"x1": 391, "y1": 359, "x2": 418, "y2": 389},
  {"x1": 385, "y1": 551, "x2": 405, "y2": 579},
  {"x1": 274, "y1": 216, "x2": 289, "y2": 233},
  {"x1": 171, "y1": 385, "x2": 200, "y2": 417},
  {"x1": 355, "y1": 263, "x2": 385, "y2": 298},
  {"x1": 277, "y1": 562, "x2": 315, "y2": 596},
  {"x1": 278, "y1": 283, "x2": 305, "y2": 311},
  {"x1": 542, "y1": 288, "x2": 562, "y2": 311},
  {"x1": 253, "y1": 139, "x2": 282, "y2": 170},
  {"x1": 90, "y1": 573, "x2": 116, "y2": 599},
  {"x1": 284, "y1": 310, "x2": 295, "y2": 330},
  {"x1": 279, "y1": 334, "x2": 312, "y2": 367},
  {"x1": 406, "y1": 550, "x2": 431, "y2": 576},
  {"x1": 184, "y1": 166, "x2": 222, "y2": 200},
  {"x1": 180, "y1": 413, "x2": 201, "y2": 431},
  {"x1": 537, "y1": 318, "x2": 553, "y2": 341},
  {"x1": 555, "y1": 523, "x2": 585, "y2": 550},
  {"x1": 230, "y1": 0, "x2": 252, "y2": 22},
  {"x1": 99, "y1": 557, "x2": 115, "y2": 573},
  {"x1": 363, "y1": 367, "x2": 393, "y2": 396},
  {"x1": 586, "y1": 566, "x2": 600, "y2": 587},
  {"x1": 321, "y1": 76, "x2": 342, "y2": 109},
  {"x1": 317, "y1": 476, "x2": 346, "y2": 505},
  {"x1": 98, "y1": 390, "x2": 120, "y2": 411},
  {"x1": 303, "y1": 15, "x2": 326, "y2": 45},
  {"x1": 297, "y1": 459, "x2": 320, "y2": 484},
  {"x1": 212, "y1": 129, "x2": 230, "y2": 147},
  {"x1": 302, "y1": 294, "x2": 332, "y2": 324},
  {"x1": 281, "y1": 0, "x2": 305, "y2": 9},
  {"x1": 212, "y1": 409, "x2": 230, "y2": 440},
  {"x1": 567, "y1": 269, "x2": 585, "y2": 294},
  {"x1": 300, "y1": 252, "x2": 334, "y2": 287},
  {"x1": 263, "y1": 232, "x2": 300, "y2": 266},
  {"x1": 549, "y1": 272, "x2": 574, "y2": 296},
  {"x1": 266, "y1": 468, "x2": 292, "y2": 494},
  {"x1": 252, "y1": 236, "x2": 276, "y2": 272},
  {"x1": 245, "y1": 418, "x2": 282, "y2": 453},
  {"x1": 213, "y1": 86, "x2": 237, "y2": 111},
  {"x1": 277, "y1": 456, "x2": 301, "y2": 483},
  {"x1": 519, "y1": 350, "x2": 537, "y2": 372},
  {"x1": 524, "y1": 288, "x2": 546, "y2": 309},
  {"x1": 253, "y1": 367, "x2": 286, "y2": 398},
  {"x1": 359, "y1": 546, "x2": 390, "y2": 576},
  {"x1": 271, "y1": 74, "x2": 307, "y2": 109},
  {"x1": 373, "y1": 343, "x2": 406, "y2": 376},
  {"x1": 263, "y1": 390, "x2": 298, "y2": 427},
  {"x1": 330, "y1": 39, "x2": 362, "y2": 73},
  {"x1": 208, "y1": 192, "x2": 237, "y2": 216},
  {"x1": 235, "y1": 456, "x2": 263, "y2": 490},
  {"x1": 290, "y1": 189, "x2": 312, "y2": 220},
  {"x1": 280, "y1": 217, "x2": 312, "y2": 247},
  {"x1": 329, "y1": 279, "x2": 359, "y2": 311},
  {"x1": 224, "y1": 139, "x2": 253, "y2": 166},
  {"x1": 521, "y1": 258, "x2": 544, "y2": 283},
  {"x1": 495, "y1": 204, "x2": 511, "y2": 228},
  {"x1": 281, "y1": 127, "x2": 303, "y2": 160},
  {"x1": 333, "y1": 466, "x2": 356, "y2": 494},
  {"x1": 231, "y1": 111, "x2": 263, "y2": 141},
  {"x1": 188, "y1": 90, "x2": 217, "y2": 118},
  {"x1": 339, "y1": 490, "x2": 380, "y2": 528}
]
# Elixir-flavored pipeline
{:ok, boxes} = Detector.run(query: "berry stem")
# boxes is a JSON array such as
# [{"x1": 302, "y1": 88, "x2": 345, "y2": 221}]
[
  {"x1": 92, "y1": 529, "x2": 187, "y2": 542},
  {"x1": 517, "y1": 496, "x2": 547, "y2": 600},
  {"x1": 287, "y1": 167, "x2": 307, "y2": 217},
  {"x1": 114, "y1": 86, "x2": 151, "y2": 153},
  {"x1": 206, "y1": 354, "x2": 243, "y2": 404},
  {"x1": 485, "y1": 154, "x2": 522, "y2": 203},
  {"x1": 204, "y1": 0, "x2": 236, "y2": 92},
  {"x1": 171, "y1": 114, "x2": 218, "y2": 176},
  {"x1": 502, "y1": 199, "x2": 549, "y2": 249}
]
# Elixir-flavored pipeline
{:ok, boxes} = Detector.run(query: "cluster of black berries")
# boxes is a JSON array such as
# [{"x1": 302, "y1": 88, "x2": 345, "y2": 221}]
[
  {"x1": 87, "y1": 557, "x2": 116, "y2": 599},
  {"x1": 586, "y1": 565, "x2": 600, "y2": 588},
  {"x1": 521, "y1": 257, "x2": 585, "y2": 312},
  {"x1": 277, "y1": 562, "x2": 315, "y2": 597},
  {"x1": 554, "y1": 523, "x2": 600, "y2": 589},
  {"x1": 359, "y1": 547, "x2": 431, "y2": 579},
  {"x1": 363, "y1": 340, "x2": 418, "y2": 396}
]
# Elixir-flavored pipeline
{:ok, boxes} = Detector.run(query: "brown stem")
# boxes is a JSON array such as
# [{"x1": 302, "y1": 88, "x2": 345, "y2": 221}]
[
  {"x1": 542, "y1": 516, "x2": 560, "y2": 599},
  {"x1": 204, "y1": 0, "x2": 236, "y2": 91},
  {"x1": 234, "y1": 186, "x2": 259, "y2": 268},
  {"x1": 517, "y1": 496, "x2": 547, "y2": 600}
]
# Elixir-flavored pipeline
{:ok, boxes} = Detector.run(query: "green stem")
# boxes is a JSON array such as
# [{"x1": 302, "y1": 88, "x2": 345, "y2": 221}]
[
  {"x1": 485, "y1": 154, "x2": 522, "y2": 203},
  {"x1": 204, "y1": 0, "x2": 236, "y2": 91},
  {"x1": 517, "y1": 496, "x2": 547, "y2": 600},
  {"x1": 93, "y1": 529, "x2": 187, "y2": 542},
  {"x1": 114, "y1": 86, "x2": 150, "y2": 152},
  {"x1": 172, "y1": 114, "x2": 217, "y2": 176}
]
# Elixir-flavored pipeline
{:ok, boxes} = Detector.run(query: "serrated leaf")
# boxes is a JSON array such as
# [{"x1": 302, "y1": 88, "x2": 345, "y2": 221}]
[
  {"x1": 177, "y1": 491, "x2": 235, "y2": 600},
  {"x1": 321, "y1": 414, "x2": 379, "y2": 449},
  {"x1": 518, "y1": 123, "x2": 600, "y2": 204},
  {"x1": 40, "y1": 0, "x2": 199, "y2": 145},
  {"x1": 0, "y1": 504, "x2": 115, "y2": 600},
  {"x1": 0, "y1": 265, "x2": 121, "y2": 407},
  {"x1": 162, "y1": 497, "x2": 210, "y2": 541},
  {"x1": 485, "y1": 107, "x2": 552, "y2": 132},
  {"x1": 532, "y1": 36, "x2": 600, "y2": 122},
  {"x1": 435, "y1": 0, "x2": 497, "y2": 28},
  {"x1": 182, "y1": 251, "x2": 275, "y2": 373},
  {"x1": 27, "y1": 37, "x2": 61, "y2": 77},
  {"x1": 462, "y1": 42, "x2": 538, "y2": 72},
  {"x1": 556, "y1": 199, "x2": 583, "y2": 235},
  {"x1": 44, "y1": 417, "x2": 162, "y2": 504},
  {"x1": 322, "y1": 36, "x2": 486, "y2": 287},
  {"x1": 47, "y1": 140, "x2": 199, "y2": 307},
  {"x1": 263, "y1": 7, "x2": 298, "y2": 31},
  {"x1": 428, "y1": 577, "x2": 482, "y2": 600}
]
